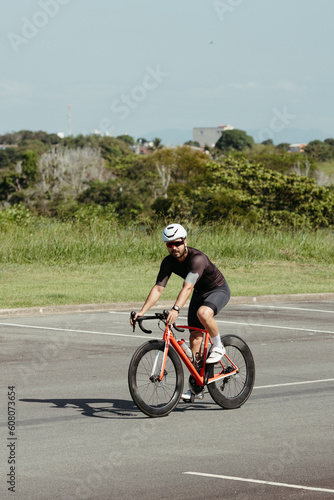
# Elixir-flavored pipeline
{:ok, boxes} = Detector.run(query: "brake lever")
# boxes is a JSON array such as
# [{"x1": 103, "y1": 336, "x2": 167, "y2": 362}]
[
  {"x1": 131, "y1": 312, "x2": 153, "y2": 334},
  {"x1": 162, "y1": 310, "x2": 185, "y2": 333},
  {"x1": 130, "y1": 311, "x2": 137, "y2": 332}
]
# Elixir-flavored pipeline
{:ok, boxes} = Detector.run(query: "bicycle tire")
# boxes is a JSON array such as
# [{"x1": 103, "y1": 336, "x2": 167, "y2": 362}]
[
  {"x1": 128, "y1": 340, "x2": 184, "y2": 417},
  {"x1": 207, "y1": 335, "x2": 255, "y2": 409}
]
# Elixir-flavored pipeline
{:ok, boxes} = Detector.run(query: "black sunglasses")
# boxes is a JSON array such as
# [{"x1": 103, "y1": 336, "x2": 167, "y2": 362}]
[{"x1": 166, "y1": 240, "x2": 184, "y2": 248}]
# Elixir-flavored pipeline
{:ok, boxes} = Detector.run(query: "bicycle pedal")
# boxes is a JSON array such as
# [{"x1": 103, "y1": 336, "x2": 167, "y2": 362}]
[{"x1": 191, "y1": 390, "x2": 205, "y2": 402}]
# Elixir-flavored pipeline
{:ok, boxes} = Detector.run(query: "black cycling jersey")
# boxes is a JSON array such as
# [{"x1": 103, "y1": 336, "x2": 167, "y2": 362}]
[{"x1": 155, "y1": 247, "x2": 225, "y2": 292}]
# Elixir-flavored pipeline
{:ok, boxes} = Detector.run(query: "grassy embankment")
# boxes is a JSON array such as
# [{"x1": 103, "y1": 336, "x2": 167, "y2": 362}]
[{"x1": 0, "y1": 221, "x2": 333, "y2": 309}]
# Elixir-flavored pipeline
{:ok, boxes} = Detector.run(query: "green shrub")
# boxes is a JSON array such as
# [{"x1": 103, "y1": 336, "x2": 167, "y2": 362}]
[
  {"x1": 0, "y1": 204, "x2": 36, "y2": 228},
  {"x1": 154, "y1": 157, "x2": 334, "y2": 229}
]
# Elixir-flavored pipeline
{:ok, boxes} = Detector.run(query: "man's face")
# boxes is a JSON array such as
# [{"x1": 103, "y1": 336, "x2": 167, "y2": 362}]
[{"x1": 166, "y1": 238, "x2": 187, "y2": 259}]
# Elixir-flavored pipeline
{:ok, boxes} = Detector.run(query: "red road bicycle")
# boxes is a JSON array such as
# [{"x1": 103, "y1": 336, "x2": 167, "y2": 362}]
[{"x1": 128, "y1": 311, "x2": 255, "y2": 417}]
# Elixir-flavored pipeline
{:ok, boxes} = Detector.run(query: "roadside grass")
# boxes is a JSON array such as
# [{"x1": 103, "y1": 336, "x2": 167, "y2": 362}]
[
  {"x1": 0, "y1": 261, "x2": 333, "y2": 309},
  {"x1": 0, "y1": 221, "x2": 333, "y2": 309}
]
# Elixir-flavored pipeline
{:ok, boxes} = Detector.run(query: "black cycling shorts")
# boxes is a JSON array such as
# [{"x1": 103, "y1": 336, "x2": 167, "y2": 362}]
[{"x1": 187, "y1": 281, "x2": 231, "y2": 330}]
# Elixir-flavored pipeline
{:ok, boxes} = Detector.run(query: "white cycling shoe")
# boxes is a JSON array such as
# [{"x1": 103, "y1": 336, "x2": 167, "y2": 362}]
[
  {"x1": 206, "y1": 346, "x2": 226, "y2": 364},
  {"x1": 181, "y1": 389, "x2": 204, "y2": 401}
]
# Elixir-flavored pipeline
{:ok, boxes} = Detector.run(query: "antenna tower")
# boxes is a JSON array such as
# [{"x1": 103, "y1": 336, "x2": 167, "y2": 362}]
[{"x1": 67, "y1": 104, "x2": 72, "y2": 136}]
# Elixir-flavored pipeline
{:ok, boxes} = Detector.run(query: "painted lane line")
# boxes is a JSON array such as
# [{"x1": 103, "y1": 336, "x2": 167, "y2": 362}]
[
  {"x1": 183, "y1": 472, "x2": 334, "y2": 494},
  {"x1": 111, "y1": 312, "x2": 334, "y2": 335},
  {"x1": 0, "y1": 322, "x2": 155, "y2": 340},
  {"x1": 2, "y1": 318, "x2": 334, "y2": 337},
  {"x1": 254, "y1": 378, "x2": 334, "y2": 390},
  {"x1": 112, "y1": 312, "x2": 334, "y2": 335},
  {"x1": 243, "y1": 304, "x2": 334, "y2": 314},
  {"x1": 215, "y1": 319, "x2": 334, "y2": 335}
]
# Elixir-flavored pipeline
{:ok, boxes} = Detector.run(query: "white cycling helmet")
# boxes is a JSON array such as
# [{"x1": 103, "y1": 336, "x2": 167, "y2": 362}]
[{"x1": 162, "y1": 223, "x2": 187, "y2": 242}]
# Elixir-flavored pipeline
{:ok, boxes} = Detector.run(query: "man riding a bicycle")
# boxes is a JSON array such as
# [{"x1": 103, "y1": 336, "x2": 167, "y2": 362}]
[{"x1": 131, "y1": 223, "x2": 231, "y2": 377}]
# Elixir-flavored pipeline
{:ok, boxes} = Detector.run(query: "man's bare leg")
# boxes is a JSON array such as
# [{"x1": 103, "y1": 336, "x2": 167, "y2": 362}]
[{"x1": 197, "y1": 305, "x2": 225, "y2": 363}]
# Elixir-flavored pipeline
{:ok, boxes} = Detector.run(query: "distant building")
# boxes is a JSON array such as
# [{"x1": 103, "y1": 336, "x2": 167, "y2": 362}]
[
  {"x1": 193, "y1": 125, "x2": 234, "y2": 147},
  {"x1": 131, "y1": 142, "x2": 153, "y2": 155},
  {"x1": 288, "y1": 143, "x2": 307, "y2": 153}
]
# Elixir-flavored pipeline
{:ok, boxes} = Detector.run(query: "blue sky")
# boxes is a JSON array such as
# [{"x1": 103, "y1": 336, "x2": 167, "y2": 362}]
[{"x1": 1, "y1": 0, "x2": 333, "y2": 144}]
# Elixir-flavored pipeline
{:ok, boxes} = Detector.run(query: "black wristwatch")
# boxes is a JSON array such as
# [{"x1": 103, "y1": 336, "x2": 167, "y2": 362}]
[{"x1": 172, "y1": 305, "x2": 180, "y2": 312}]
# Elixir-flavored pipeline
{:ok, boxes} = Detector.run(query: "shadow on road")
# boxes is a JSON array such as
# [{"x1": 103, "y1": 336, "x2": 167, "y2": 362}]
[
  {"x1": 20, "y1": 397, "x2": 218, "y2": 419},
  {"x1": 20, "y1": 397, "x2": 143, "y2": 419}
]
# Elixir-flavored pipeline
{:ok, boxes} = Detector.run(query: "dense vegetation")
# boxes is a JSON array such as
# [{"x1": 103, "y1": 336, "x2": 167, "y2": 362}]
[
  {"x1": 1, "y1": 131, "x2": 333, "y2": 307},
  {"x1": 0, "y1": 129, "x2": 333, "y2": 229}
]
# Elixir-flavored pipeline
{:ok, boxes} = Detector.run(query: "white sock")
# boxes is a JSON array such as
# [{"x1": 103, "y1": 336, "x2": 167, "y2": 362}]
[{"x1": 212, "y1": 335, "x2": 222, "y2": 349}]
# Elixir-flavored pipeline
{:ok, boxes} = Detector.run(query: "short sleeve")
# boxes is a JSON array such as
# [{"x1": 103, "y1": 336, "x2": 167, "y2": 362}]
[{"x1": 155, "y1": 258, "x2": 172, "y2": 287}]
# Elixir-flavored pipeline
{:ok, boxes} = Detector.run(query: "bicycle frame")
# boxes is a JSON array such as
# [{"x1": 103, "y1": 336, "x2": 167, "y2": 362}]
[{"x1": 157, "y1": 322, "x2": 239, "y2": 387}]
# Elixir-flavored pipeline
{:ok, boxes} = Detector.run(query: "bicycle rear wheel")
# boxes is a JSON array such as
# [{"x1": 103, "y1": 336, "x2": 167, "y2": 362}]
[
  {"x1": 207, "y1": 335, "x2": 255, "y2": 409},
  {"x1": 128, "y1": 340, "x2": 184, "y2": 417}
]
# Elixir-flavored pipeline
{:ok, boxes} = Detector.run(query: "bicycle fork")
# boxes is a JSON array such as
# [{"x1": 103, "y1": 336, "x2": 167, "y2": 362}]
[{"x1": 151, "y1": 337, "x2": 171, "y2": 383}]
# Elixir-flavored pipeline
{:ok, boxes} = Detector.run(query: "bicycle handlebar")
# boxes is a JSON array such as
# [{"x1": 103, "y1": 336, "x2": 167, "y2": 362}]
[{"x1": 131, "y1": 310, "x2": 185, "y2": 334}]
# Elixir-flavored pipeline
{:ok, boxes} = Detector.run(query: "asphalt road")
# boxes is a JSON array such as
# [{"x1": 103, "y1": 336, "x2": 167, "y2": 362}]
[{"x1": 1, "y1": 300, "x2": 333, "y2": 500}]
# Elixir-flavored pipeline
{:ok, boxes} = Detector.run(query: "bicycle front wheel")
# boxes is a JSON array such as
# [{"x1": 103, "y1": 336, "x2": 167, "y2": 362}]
[
  {"x1": 128, "y1": 340, "x2": 184, "y2": 417},
  {"x1": 207, "y1": 335, "x2": 255, "y2": 409}
]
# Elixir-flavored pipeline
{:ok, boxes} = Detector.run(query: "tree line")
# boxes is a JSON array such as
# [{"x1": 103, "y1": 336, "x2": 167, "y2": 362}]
[{"x1": 0, "y1": 129, "x2": 333, "y2": 229}]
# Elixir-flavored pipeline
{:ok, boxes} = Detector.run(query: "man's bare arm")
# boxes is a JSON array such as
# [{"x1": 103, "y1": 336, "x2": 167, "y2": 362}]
[
  {"x1": 130, "y1": 284, "x2": 165, "y2": 324},
  {"x1": 166, "y1": 281, "x2": 194, "y2": 325}
]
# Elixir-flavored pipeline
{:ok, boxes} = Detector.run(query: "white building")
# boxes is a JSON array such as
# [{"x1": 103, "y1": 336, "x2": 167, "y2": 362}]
[
  {"x1": 193, "y1": 125, "x2": 234, "y2": 147},
  {"x1": 288, "y1": 143, "x2": 307, "y2": 153}
]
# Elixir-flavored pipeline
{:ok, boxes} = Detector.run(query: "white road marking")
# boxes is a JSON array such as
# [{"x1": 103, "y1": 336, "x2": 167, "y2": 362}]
[
  {"x1": 0, "y1": 322, "x2": 154, "y2": 340},
  {"x1": 1, "y1": 316, "x2": 334, "y2": 338},
  {"x1": 112, "y1": 311, "x2": 334, "y2": 335},
  {"x1": 215, "y1": 319, "x2": 334, "y2": 335},
  {"x1": 183, "y1": 472, "x2": 334, "y2": 494},
  {"x1": 243, "y1": 304, "x2": 334, "y2": 314},
  {"x1": 254, "y1": 378, "x2": 334, "y2": 390}
]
